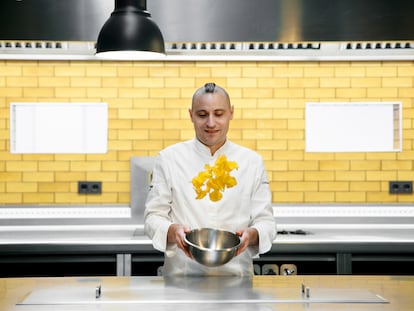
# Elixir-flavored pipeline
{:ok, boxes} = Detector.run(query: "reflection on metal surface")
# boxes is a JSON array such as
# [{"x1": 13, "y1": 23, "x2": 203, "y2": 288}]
[{"x1": 18, "y1": 276, "x2": 388, "y2": 306}]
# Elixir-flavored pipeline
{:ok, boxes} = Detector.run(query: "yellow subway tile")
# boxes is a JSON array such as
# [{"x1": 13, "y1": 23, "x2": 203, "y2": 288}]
[
  {"x1": 86, "y1": 193, "x2": 118, "y2": 204},
  {"x1": 288, "y1": 78, "x2": 319, "y2": 88},
  {"x1": 272, "y1": 108, "x2": 303, "y2": 119},
  {"x1": 366, "y1": 67, "x2": 396, "y2": 77},
  {"x1": 86, "y1": 66, "x2": 117, "y2": 77},
  {"x1": 0, "y1": 65, "x2": 22, "y2": 76},
  {"x1": 258, "y1": 119, "x2": 287, "y2": 129},
  {"x1": 335, "y1": 171, "x2": 365, "y2": 181},
  {"x1": 133, "y1": 119, "x2": 162, "y2": 129},
  {"x1": 273, "y1": 191, "x2": 304, "y2": 203},
  {"x1": 367, "y1": 88, "x2": 398, "y2": 98},
  {"x1": 335, "y1": 67, "x2": 366, "y2": 77},
  {"x1": 320, "y1": 78, "x2": 351, "y2": 88},
  {"x1": 242, "y1": 67, "x2": 272, "y2": 77},
  {"x1": 87, "y1": 87, "x2": 117, "y2": 98},
  {"x1": 0, "y1": 87, "x2": 22, "y2": 97},
  {"x1": 257, "y1": 140, "x2": 287, "y2": 150},
  {"x1": 23, "y1": 88, "x2": 54, "y2": 97},
  {"x1": 288, "y1": 181, "x2": 318, "y2": 191},
  {"x1": 304, "y1": 67, "x2": 334, "y2": 77},
  {"x1": 382, "y1": 160, "x2": 412, "y2": 170},
  {"x1": 23, "y1": 172, "x2": 54, "y2": 182},
  {"x1": 304, "y1": 171, "x2": 335, "y2": 181},
  {"x1": 273, "y1": 88, "x2": 305, "y2": 98},
  {"x1": 55, "y1": 66, "x2": 85, "y2": 77},
  {"x1": 150, "y1": 88, "x2": 180, "y2": 98},
  {"x1": 182, "y1": 67, "x2": 212, "y2": 77},
  {"x1": 242, "y1": 129, "x2": 272, "y2": 140},
  {"x1": 0, "y1": 172, "x2": 22, "y2": 182},
  {"x1": 132, "y1": 140, "x2": 164, "y2": 151},
  {"x1": 6, "y1": 161, "x2": 37, "y2": 171},
  {"x1": 55, "y1": 172, "x2": 86, "y2": 182},
  {"x1": 7, "y1": 182, "x2": 37, "y2": 192},
  {"x1": 55, "y1": 87, "x2": 86, "y2": 97},
  {"x1": 23, "y1": 193, "x2": 54, "y2": 204},
  {"x1": 118, "y1": 129, "x2": 149, "y2": 140},
  {"x1": 367, "y1": 192, "x2": 398, "y2": 203},
  {"x1": 336, "y1": 88, "x2": 367, "y2": 98},
  {"x1": 38, "y1": 183, "x2": 70, "y2": 192},
  {"x1": 304, "y1": 192, "x2": 335, "y2": 202},
  {"x1": 335, "y1": 192, "x2": 366, "y2": 202},
  {"x1": 38, "y1": 162, "x2": 70, "y2": 171},
  {"x1": 23, "y1": 66, "x2": 54, "y2": 76},
  {"x1": 227, "y1": 78, "x2": 257, "y2": 88},
  {"x1": 55, "y1": 193, "x2": 86, "y2": 204},
  {"x1": 319, "y1": 181, "x2": 349, "y2": 191},
  {"x1": 71, "y1": 77, "x2": 101, "y2": 87},
  {"x1": 0, "y1": 193, "x2": 22, "y2": 203},
  {"x1": 273, "y1": 67, "x2": 303, "y2": 77},
  {"x1": 366, "y1": 171, "x2": 397, "y2": 181},
  {"x1": 272, "y1": 171, "x2": 303, "y2": 181},
  {"x1": 319, "y1": 160, "x2": 350, "y2": 171},
  {"x1": 86, "y1": 172, "x2": 117, "y2": 181},
  {"x1": 38, "y1": 77, "x2": 70, "y2": 88},
  {"x1": 102, "y1": 77, "x2": 133, "y2": 88},
  {"x1": 165, "y1": 78, "x2": 195, "y2": 88},
  {"x1": 118, "y1": 108, "x2": 149, "y2": 119},
  {"x1": 70, "y1": 161, "x2": 102, "y2": 171},
  {"x1": 350, "y1": 181, "x2": 381, "y2": 192},
  {"x1": 6, "y1": 77, "x2": 37, "y2": 87},
  {"x1": 305, "y1": 88, "x2": 335, "y2": 98},
  {"x1": 351, "y1": 78, "x2": 381, "y2": 87},
  {"x1": 149, "y1": 109, "x2": 180, "y2": 119},
  {"x1": 108, "y1": 140, "x2": 133, "y2": 150},
  {"x1": 350, "y1": 160, "x2": 381, "y2": 170},
  {"x1": 288, "y1": 161, "x2": 319, "y2": 171},
  {"x1": 382, "y1": 77, "x2": 412, "y2": 87},
  {"x1": 149, "y1": 130, "x2": 180, "y2": 140},
  {"x1": 243, "y1": 88, "x2": 273, "y2": 98}
]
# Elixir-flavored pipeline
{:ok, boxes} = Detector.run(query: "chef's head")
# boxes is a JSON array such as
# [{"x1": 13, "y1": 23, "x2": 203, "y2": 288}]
[{"x1": 189, "y1": 83, "x2": 234, "y2": 155}]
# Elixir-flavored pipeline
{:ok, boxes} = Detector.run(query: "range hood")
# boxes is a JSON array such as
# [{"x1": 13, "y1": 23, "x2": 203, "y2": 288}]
[{"x1": 1, "y1": 0, "x2": 414, "y2": 61}]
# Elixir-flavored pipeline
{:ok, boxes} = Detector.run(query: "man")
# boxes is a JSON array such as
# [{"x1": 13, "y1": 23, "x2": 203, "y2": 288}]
[{"x1": 144, "y1": 82, "x2": 276, "y2": 276}]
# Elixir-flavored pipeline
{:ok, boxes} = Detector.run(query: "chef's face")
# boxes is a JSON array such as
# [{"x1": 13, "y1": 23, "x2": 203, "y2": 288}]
[{"x1": 189, "y1": 91, "x2": 234, "y2": 155}]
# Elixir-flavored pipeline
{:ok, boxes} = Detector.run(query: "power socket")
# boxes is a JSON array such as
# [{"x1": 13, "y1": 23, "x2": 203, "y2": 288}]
[
  {"x1": 78, "y1": 181, "x2": 102, "y2": 194},
  {"x1": 389, "y1": 181, "x2": 413, "y2": 194}
]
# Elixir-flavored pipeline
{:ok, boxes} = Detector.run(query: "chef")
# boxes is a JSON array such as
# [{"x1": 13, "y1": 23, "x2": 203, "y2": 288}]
[{"x1": 144, "y1": 82, "x2": 276, "y2": 276}]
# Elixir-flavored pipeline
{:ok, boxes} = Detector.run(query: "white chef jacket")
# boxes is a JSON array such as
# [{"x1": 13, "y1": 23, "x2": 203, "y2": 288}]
[{"x1": 144, "y1": 138, "x2": 276, "y2": 277}]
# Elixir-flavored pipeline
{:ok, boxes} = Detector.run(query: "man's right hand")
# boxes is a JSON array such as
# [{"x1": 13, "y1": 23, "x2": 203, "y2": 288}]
[{"x1": 167, "y1": 224, "x2": 192, "y2": 258}]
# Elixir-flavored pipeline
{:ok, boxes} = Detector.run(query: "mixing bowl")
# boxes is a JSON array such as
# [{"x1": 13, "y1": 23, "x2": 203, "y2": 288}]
[{"x1": 184, "y1": 228, "x2": 241, "y2": 267}]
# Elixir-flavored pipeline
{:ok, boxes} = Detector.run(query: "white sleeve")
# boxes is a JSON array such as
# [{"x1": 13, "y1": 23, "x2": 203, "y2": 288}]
[
  {"x1": 250, "y1": 159, "x2": 276, "y2": 255},
  {"x1": 144, "y1": 154, "x2": 173, "y2": 253}
]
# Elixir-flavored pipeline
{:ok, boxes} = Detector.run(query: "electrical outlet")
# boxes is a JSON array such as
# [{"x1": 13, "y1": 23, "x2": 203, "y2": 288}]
[
  {"x1": 389, "y1": 181, "x2": 413, "y2": 194},
  {"x1": 78, "y1": 181, "x2": 102, "y2": 194}
]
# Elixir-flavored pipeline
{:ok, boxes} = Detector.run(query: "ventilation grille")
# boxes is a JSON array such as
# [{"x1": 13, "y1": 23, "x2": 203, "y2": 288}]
[
  {"x1": 0, "y1": 40, "x2": 414, "y2": 60},
  {"x1": 167, "y1": 42, "x2": 321, "y2": 51}
]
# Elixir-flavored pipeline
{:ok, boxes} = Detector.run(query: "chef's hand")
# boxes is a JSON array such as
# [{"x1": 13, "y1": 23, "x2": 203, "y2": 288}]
[
  {"x1": 235, "y1": 227, "x2": 259, "y2": 256},
  {"x1": 167, "y1": 224, "x2": 192, "y2": 258}
]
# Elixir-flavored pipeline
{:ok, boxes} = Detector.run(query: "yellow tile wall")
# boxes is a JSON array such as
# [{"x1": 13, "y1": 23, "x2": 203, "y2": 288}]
[{"x1": 1, "y1": 60, "x2": 414, "y2": 205}]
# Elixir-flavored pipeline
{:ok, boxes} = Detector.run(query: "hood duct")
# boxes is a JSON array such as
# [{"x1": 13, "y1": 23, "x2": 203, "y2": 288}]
[{"x1": 1, "y1": 0, "x2": 414, "y2": 61}]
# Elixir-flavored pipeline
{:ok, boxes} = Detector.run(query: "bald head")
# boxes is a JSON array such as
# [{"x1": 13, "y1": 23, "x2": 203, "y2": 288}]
[{"x1": 191, "y1": 82, "x2": 231, "y2": 109}]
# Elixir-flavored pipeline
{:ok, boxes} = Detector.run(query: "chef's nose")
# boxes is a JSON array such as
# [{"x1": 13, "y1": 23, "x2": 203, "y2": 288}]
[{"x1": 206, "y1": 115, "x2": 216, "y2": 127}]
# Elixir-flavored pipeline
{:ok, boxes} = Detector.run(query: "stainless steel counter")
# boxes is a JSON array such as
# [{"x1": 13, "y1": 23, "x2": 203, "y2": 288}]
[
  {"x1": 2, "y1": 275, "x2": 414, "y2": 311},
  {"x1": 0, "y1": 204, "x2": 413, "y2": 276}
]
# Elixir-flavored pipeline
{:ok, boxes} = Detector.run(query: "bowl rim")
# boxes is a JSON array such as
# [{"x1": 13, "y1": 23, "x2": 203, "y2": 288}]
[{"x1": 184, "y1": 227, "x2": 241, "y2": 252}]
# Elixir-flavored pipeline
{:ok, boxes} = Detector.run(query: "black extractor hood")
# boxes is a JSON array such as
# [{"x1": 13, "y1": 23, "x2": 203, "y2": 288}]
[{"x1": 1, "y1": 0, "x2": 414, "y2": 60}]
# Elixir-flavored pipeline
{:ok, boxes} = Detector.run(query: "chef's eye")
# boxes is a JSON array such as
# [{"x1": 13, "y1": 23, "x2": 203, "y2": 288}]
[{"x1": 197, "y1": 112, "x2": 208, "y2": 117}]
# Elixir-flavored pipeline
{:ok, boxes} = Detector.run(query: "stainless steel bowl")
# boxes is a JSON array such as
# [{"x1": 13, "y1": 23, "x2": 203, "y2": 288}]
[{"x1": 184, "y1": 228, "x2": 241, "y2": 267}]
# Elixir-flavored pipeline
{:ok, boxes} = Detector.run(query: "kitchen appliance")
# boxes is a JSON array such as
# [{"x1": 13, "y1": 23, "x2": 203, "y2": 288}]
[{"x1": 0, "y1": 0, "x2": 414, "y2": 60}]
